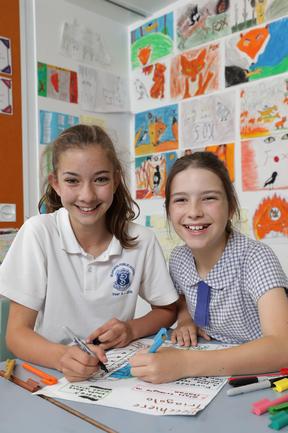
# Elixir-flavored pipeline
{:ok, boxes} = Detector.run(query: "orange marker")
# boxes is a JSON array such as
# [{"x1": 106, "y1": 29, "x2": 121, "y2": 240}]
[{"x1": 22, "y1": 363, "x2": 58, "y2": 385}]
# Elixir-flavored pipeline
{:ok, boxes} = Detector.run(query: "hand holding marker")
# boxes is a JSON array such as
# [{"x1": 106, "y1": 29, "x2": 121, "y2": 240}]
[
  {"x1": 63, "y1": 326, "x2": 108, "y2": 373},
  {"x1": 110, "y1": 328, "x2": 168, "y2": 379}
]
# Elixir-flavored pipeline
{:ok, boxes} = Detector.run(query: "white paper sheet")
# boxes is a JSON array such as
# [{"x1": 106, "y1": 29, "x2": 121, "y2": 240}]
[{"x1": 35, "y1": 339, "x2": 230, "y2": 416}]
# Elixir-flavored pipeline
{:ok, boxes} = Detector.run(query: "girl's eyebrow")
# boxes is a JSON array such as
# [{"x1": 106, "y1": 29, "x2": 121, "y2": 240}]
[
  {"x1": 171, "y1": 189, "x2": 223, "y2": 196},
  {"x1": 62, "y1": 170, "x2": 111, "y2": 176}
]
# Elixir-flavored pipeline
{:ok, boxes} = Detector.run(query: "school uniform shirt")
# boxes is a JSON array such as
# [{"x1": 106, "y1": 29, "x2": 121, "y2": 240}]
[
  {"x1": 0, "y1": 208, "x2": 178, "y2": 343},
  {"x1": 169, "y1": 230, "x2": 288, "y2": 344}
]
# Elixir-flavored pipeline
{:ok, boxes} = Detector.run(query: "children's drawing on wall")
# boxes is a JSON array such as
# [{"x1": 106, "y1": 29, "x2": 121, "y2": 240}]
[
  {"x1": 170, "y1": 43, "x2": 220, "y2": 100},
  {"x1": 240, "y1": 75, "x2": 288, "y2": 138},
  {"x1": 135, "y1": 105, "x2": 178, "y2": 156},
  {"x1": 39, "y1": 110, "x2": 79, "y2": 144},
  {"x1": 60, "y1": 19, "x2": 111, "y2": 66},
  {"x1": 145, "y1": 215, "x2": 183, "y2": 261},
  {"x1": 232, "y1": 208, "x2": 250, "y2": 236},
  {"x1": 241, "y1": 137, "x2": 288, "y2": 191},
  {"x1": 181, "y1": 91, "x2": 235, "y2": 148},
  {"x1": 79, "y1": 114, "x2": 106, "y2": 128},
  {"x1": 132, "y1": 59, "x2": 170, "y2": 112},
  {"x1": 130, "y1": 12, "x2": 174, "y2": 70},
  {"x1": 39, "y1": 144, "x2": 53, "y2": 197},
  {"x1": 78, "y1": 65, "x2": 129, "y2": 112},
  {"x1": 135, "y1": 151, "x2": 178, "y2": 199},
  {"x1": 0, "y1": 77, "x2": 12, "y2": 114},
  {"x1": 0, "y1": 36, "x2": 12, "y2": 74},
  {"x1": 176, "y1": 0, "x2": 231, "y2": 51},
  {"x1": 253, "y1": 194, "x2": 288, "y2": 241},
  {"x1": 231, "y1": 0, "x2": 288, "y2": 32},
  {"x1": 0, "y1": 230, "x2": 18, "y2": 265},
  {"x1": 38, "y1": 62, "x2": 78, "y2": 103},
  {"x1": 181, "y1": 143, "x2": 235, "y2": 181},
  {"x1": 225, "y1": 17, "x2": 288, "y2": 87}
]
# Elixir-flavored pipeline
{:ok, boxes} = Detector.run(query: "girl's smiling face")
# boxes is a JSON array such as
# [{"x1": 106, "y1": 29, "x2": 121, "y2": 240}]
[
  {"x1": 169, "y1": 167, "x2": 230, "y2": 262},
  {"x1": 49, "y1": 144, "x2": 118, "y2": 236}
]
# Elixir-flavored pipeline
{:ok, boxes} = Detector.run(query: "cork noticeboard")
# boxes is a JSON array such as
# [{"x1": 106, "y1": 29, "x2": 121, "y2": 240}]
[{"x1": 0, "y1": 0, "x2": 23, "y2": 228}]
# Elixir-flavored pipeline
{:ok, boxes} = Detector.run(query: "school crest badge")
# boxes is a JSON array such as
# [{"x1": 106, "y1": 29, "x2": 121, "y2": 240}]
[{"x1": 111, "y1": 263, "x2": 135, "y2": 292}]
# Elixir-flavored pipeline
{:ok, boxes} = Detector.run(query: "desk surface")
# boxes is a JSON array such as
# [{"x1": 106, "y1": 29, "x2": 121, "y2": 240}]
[{"x1": 0, "y1": 362, "x2": 278, "y2": 433}]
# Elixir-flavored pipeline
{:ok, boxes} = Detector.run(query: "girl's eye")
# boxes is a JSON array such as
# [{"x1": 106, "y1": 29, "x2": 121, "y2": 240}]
[
  {"x1": 95, "y1": 176, "x2": 110, "y2": 184},
  {"x1": 173, "y1": 198, "x2": 186, "y2": 203},
  {"x1": 203, "y1": 196, "x2": 217, "y2": 201},
  {"x1": 64, "y1": 178, "x2": 78, "y2": 184}
]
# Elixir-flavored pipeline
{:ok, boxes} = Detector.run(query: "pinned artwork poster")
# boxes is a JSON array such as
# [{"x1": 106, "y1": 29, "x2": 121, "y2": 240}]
[
  {"x1": 145, "y1": 214, "x2": 182, "y2": 261},
  {"x1": 130, "y1": 12, "x2": 174, "y2": 70},
  {"x1": 60, "y1": 19, "x2": 111, "y2": 67},
  {"x1": 230, "y1": 0, "x2": 288, "y2": 33},
  {"x1": 0, "y1": 37, "x2": 12, "y2": 75},
  {"x1": 38, "y1": 62, "x2": 78, "y2": 103},
  {"x1": 78, "y1": 65, "x2": 129, "y2": 113},
  {"x1": 135, "y1": 104, "x2": 178, "y2": 156},
  {"x1": 170, "y1": 42, "x2": 220, "y2": 101},
  {"x1": 181, "y1": 91, "x2": 235, "y2": 149},
  {"x1": 0, "y1": 229, "x2": 18, "y2": 265},
  {"x1": 253, "y1": 194, "x2": 288, "y2": 241},
  {"x1": 39, "y1": 110, "x2": 79, "y2": 144},
  {"x1": 0, "y1": 77, "x2": 12, "y2": 115},
  {"x1": 176, "y1": 0, "x2": 231, "y2": 51},
  {"x1": 135, "y1": 151, "x2": 178, "y2": 200},
  {"x1": 131, "y1": 59, "x2": 170, "y2": 112},
  {"x1": 240, "y1": 76, "x2": 288, "y2": 139},
  {"x1": 225, "y1": 17, "x2": 288, "y2": 87},
  {"x1": 241, "y1": 137, "x2": 288, "y2": 191},
  {"x1": 181, "y1": 143, "x2": 235, "y2": 182}
]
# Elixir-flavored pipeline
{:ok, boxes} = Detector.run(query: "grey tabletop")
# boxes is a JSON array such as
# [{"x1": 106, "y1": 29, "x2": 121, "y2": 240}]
[{"x1": 0, "y1": 361, "x2": 278, "y2": 433}]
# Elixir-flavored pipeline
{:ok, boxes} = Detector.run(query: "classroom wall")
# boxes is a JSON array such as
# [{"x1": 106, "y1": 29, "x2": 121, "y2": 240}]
[
  {"x1": 129, "y1": 0, "x2": 288, "y2": 276},
  {"x1": 0, "y1": 0, "x2": 24, "y2": 228},
  {"x1": 23, "y1": 0, "x2": 132, "y2": 216}
]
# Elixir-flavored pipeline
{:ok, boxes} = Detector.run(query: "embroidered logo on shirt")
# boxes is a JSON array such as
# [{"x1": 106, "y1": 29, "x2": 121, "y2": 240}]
[{"x1": 111, "y1": 263, "x2": 135, "y2": 292}]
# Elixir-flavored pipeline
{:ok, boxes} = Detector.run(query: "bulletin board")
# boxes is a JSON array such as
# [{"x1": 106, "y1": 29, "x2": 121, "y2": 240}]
[{"x1": 0, "y1": 0, "x2": 23, "y2": 228}]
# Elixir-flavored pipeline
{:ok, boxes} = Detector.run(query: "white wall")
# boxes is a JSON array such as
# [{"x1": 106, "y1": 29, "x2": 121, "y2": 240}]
[
  {"x1": 129, "y1": 0, "x2": 288, "y2": 276},
  {"x1": 22, "y1": 0, "x2": 132, "y2": 216}
]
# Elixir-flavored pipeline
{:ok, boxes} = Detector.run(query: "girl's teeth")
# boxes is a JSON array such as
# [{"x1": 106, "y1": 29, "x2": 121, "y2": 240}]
[
  {"x1": 79, "y1": 207, "x2": 94, "y2": 211},
  {"x1": 186, "y1": 225, "x2": 206, "y2": 231}
]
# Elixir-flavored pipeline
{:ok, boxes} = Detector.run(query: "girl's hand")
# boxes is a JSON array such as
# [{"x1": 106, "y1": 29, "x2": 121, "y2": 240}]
[
  {"x1": 86, "y1": 318, "x2": 134, "y2": 350},
  {"x1": 130, "y1": 348, "x2": 186, "y2": 384},
  {"x1": 59, "y1": 344, "x2": 106, "y2": 382},
  {"x1": 171, "y1": 319, "x2": 211, "y2": 347}
]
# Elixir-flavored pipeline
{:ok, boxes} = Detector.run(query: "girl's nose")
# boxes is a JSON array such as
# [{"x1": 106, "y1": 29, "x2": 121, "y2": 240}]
[
  {"x1": 187, "y1": 200, "x2": 204, "y2": 218},
  {"x1": 79, "y1": 183, "x2": 95, "y2": 202}
]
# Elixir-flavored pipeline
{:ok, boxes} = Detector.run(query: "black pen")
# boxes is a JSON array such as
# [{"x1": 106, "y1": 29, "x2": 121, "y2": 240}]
[
  {"x1": 229, "y1": 375, "x2": 288, "y2": 387},
  {"x1": 63, "y1": 326, "x2": 108, "y2": 373}
]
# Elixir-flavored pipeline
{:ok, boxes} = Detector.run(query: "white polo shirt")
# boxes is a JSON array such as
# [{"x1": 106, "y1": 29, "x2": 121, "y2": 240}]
[{"x1": 0, "y1": 208, "x2": 178, "y2": 343}]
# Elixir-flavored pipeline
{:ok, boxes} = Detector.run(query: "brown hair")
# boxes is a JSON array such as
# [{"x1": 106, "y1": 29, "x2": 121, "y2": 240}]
[
  {"x1": 39, "y1": 124, "x2": 139, "y2": 248},
  {"x1": 165, "y1": 151, "x2": 240, "y2": 233}
]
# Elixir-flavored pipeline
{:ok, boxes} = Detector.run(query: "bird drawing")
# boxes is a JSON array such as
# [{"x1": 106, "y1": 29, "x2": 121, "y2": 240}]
[{"x1": 264, "y1": 171, "x2": 278, "y2": 187}]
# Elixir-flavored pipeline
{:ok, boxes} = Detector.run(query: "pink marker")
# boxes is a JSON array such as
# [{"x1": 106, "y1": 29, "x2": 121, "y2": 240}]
[{"x1": 252, "y1": 395, "x2": 288, "y2": 415}]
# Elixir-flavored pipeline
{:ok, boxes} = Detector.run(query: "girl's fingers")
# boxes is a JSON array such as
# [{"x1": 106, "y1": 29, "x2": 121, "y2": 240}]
[
  {"x1": 170, "y1": 329, "x2": 177, "y2": 344},
  {"x1": 181, "y1": 328, "x2": 193, "y2": 346},
  {"x1": 198, "y1": 328, "x2": 211, "y2": 341},
  {"x1": 188, "y1": 329, "x2": 198, "y2": 347}
]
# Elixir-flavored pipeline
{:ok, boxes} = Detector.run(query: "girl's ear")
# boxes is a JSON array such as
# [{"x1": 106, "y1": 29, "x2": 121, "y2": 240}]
[{"x1": 48, "y1": 173, "x2": 60, "y2": 195}]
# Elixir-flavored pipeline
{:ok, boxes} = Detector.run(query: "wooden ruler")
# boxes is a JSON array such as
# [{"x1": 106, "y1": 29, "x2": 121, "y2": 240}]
[{"x1": 0, "y1": 370, "x2": 119, "y2": 433}]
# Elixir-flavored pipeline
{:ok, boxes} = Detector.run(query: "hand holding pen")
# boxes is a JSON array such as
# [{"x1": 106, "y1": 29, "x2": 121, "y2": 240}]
[
  {"x1": 130, "y1": 328, "x2": 187, "y2": 384},
  {"x1": 86, "y1": 317, "x2": 135, "y2": 350},
  {"x1": 59, "y1": 326, "x2": 108, "y2": 382}
]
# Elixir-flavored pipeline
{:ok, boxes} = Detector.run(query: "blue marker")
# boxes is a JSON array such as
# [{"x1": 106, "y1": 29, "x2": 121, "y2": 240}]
[
  {"x1": 148, "y1": 328, "x2": 168, "y2": 353},
  {"x1": 110, "y1": 328, "x2": 168, "y2": 379}
]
